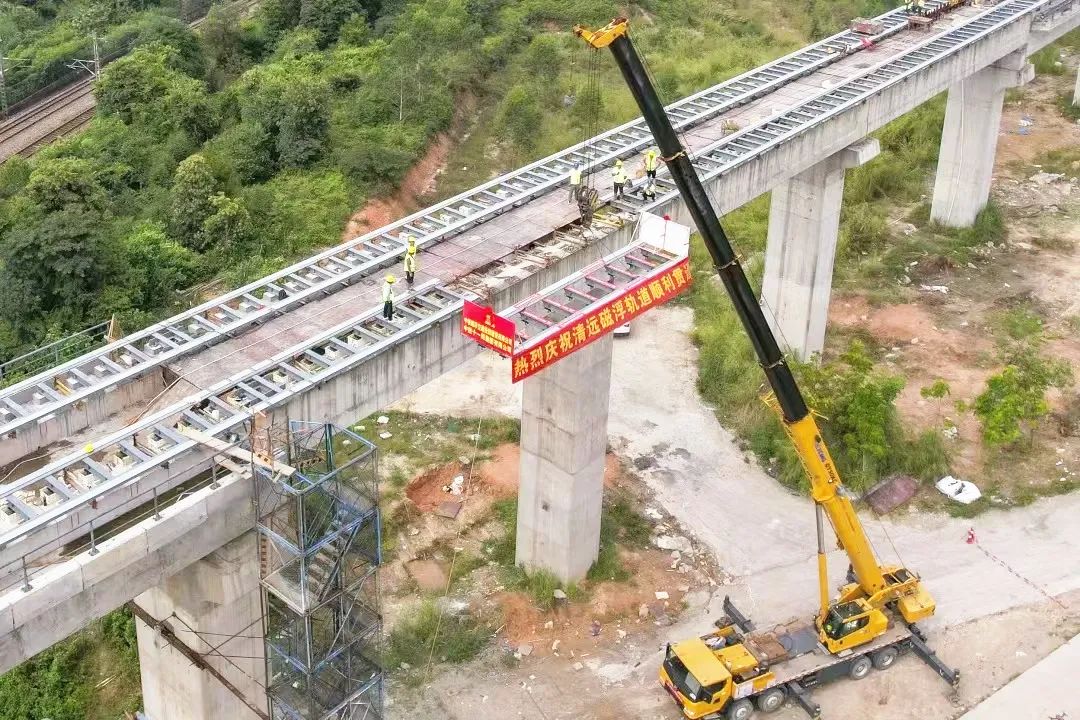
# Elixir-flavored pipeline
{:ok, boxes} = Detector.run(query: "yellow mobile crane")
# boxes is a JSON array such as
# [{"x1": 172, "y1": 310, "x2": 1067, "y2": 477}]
[{"x1": 575, "y1": 18, "x2": 959, "y2": 720}]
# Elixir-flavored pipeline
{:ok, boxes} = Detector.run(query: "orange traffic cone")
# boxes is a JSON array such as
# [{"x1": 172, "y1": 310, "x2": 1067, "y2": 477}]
[{"x1": 965, "y1": 527, "x2": 976, "y2": 545}]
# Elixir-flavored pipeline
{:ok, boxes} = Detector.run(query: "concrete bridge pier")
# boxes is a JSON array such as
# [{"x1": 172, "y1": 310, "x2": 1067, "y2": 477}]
[
  {"x1": 931, "y1": 51, "x2": 1034, "y2": 227},
  {"x1": 760, "y1": 138, "x2": 881, "y2": 361},
  {"x1": 1074, "y1": 65, "x2": 1080, "y2": 105},
  {"x1": 136, "y1": 532, "x2": 265, "y2": 720},
  {"x1": 515, "y1": 334, "x2": 614, "y2": 583}
]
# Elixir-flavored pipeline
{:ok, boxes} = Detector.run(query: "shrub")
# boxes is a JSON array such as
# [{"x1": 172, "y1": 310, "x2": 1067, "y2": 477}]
[{"x1": 974, "y1": 345, "x2": 1074, "y2": 448}]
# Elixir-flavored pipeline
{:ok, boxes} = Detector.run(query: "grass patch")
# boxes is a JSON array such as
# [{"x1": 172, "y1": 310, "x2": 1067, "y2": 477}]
[
  {"x1": 1031, "y1": 145, "x2": 1080, "y2": 177},
  {"x1": 351, "y1": 411, "x2": 520, "y2": 468},
  {"x1": 991, "y1": 305, "x2": 1045, "y2": 342},
  {"x1": 446, "y1": 552, "x2": 488, "y2": 593},
  {"x1": 0, "y1": 608, "x2": 141, "y2": 720},
  {"x1": 384, "y1": 599, "x2": 490, "y2": 681},
  {"x1": 483, "y1": 492, "x2": 651, "y2": 602},
  {"x1": 1031, "y1": 46, "x2": 1065, "y2": 75},
  {"x1": 1055, "y1": 92, "x2": 1080, "y2": 122},
  {"x1": 587, "y1": 491, "x2": 651, "y2": 583}
]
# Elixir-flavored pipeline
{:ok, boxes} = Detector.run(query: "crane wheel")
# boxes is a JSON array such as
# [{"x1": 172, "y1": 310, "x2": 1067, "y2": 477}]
[
  {"x1": 727, "y1": 698, "x2": 754, "y2": 720},
  {"x1": 872, "y1": 646, "x2": 898, "y2": 670},
  {"x1": 755, "y1": 687, "x2": 785, "y2": 713},
  {"x1": 849, "y1": 655, "x2": 872, "y2": 680}
]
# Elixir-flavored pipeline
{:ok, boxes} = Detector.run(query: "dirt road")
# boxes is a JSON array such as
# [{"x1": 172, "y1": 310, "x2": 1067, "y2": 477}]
[{"x1": 392, "y1": 306, "x2": 1079, "y2": 718}]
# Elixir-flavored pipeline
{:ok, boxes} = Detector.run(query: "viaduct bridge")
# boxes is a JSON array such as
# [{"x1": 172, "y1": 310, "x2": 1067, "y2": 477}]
[{"x1": 0, "y1": 1, "x2": 1077, "y2": 717}]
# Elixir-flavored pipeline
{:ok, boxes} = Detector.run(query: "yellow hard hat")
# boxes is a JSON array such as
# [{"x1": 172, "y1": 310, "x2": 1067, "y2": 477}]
[
  {"x1": 615, "y1": 159, "x2": 623, "y2": 167},
  {"x1": 407, "y1": 235, "x2": 416, "y2": 245},
  {"x1": 386, "y1": 274, "x2": 396, "y2": 283}
]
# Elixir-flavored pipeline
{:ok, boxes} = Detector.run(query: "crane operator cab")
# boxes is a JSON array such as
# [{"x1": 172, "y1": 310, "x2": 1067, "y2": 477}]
[{"x1": 818, "y1": 599, "x2": 887, "y2": 654}]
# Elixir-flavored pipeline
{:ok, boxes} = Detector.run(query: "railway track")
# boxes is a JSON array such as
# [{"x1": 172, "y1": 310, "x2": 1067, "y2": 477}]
[
  {"x1": 0, "y1": 0, "x2": 261, "y2": 161},
  {"x1": 0, "y1": 80, "x2": 94, "y2": 149},
  {"x1": 15, "y1": 108, "x2": 96, "y2": 158}
]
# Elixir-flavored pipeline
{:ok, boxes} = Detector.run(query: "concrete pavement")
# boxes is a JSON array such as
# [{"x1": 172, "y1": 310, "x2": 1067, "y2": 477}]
[{"x1": 958, "y1": 633, "x2": 1080, "y2": 719}]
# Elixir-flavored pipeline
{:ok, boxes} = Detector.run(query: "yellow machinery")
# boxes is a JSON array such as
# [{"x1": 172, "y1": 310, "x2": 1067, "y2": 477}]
[{"x1": 576, "y1": 17, "x2": 958, "y2": 720}]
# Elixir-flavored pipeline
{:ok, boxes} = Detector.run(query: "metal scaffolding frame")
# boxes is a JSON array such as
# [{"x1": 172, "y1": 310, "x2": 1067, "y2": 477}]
[{"x1": 254, "y1": 421, "x2": 383, "y2": 720}]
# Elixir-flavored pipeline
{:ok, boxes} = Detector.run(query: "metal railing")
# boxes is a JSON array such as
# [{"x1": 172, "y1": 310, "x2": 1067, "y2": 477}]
[
  {"x1": 616, "y1": 0, "x2": 1058, "y2": 216},
  {"x1": 0, "y1": 321, "x2": 111, "y2": 387}
]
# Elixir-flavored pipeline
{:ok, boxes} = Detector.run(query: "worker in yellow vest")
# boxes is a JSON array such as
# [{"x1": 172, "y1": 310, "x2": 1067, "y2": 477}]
[
  {"x1": 404, "y1": 243, "x2": 418, "y2": 287},
  {"x1": 643, "y1": 148, "x2": 659, "y2": 180},
  {"x1": 568, "y1": 162, "x2": 582, "y2": 204},
  {"x1": 612, "y1": 159, "x2": 628, "y2": 200},
  {"x1": 382, "y1": 274, "x2": 396, "y2": 320}
]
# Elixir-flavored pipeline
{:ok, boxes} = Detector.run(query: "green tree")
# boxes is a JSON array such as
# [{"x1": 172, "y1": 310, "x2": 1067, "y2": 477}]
[
  {"x1": 169, "y1": 154, "x2": 220, "y2": 251},
  {"x1": 920, "y1": 378, "x2": 952, "y2": 424},
  {"x1": 122, "y1": 14, "x2": 206, "y2": 78},
  {"x1": 0, "y1": 207, "x2": 113, "y2": 342},
  {"x1": 238, "y1": 62, "x2": 330, "y2": 168},
  {"x1": 200, "y1": 4, "x2": 247, "y2": 83},
  {"x1": 0, "y1": 156, "x2": 32, "y2": 200},
  {"x1": 121, "y1": 222, "x2": 202, "y2": 308},
  {"x1": 24, "y1": 157, "x2": 105, "y2": 213},
  {"x1": 523, "y1": 34, "x2": 561, "y2": 82},
  {"x1": 299, "y1": 0, "x2": 367, "y2": 47},
  {"x1": 205, "y1": 121, "x2": 274, "y2": 184},
  {"x1": 260, "y1": 0, "x2": 302, "y2": 42},
  {"x1": 800, "y1": 341, "x2": 905, "y2": 487},
  {"x1": 974, "y1": 348, "x2": 1073, "y2": 447},
  {"x1": 498, "y1": 84, "x2": 542, "y2": 153},
  {"x1": 94, "y1": 42, "x2": 214, "y2": 139},
  {"x1": 202, "y1": 192, "x2": 252, "y2": 251}
]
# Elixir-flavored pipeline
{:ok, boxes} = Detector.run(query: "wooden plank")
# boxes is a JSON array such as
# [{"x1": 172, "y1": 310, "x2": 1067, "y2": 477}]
[{"x1": 177, "y1": 426, "x2": 295, "y2": 477}]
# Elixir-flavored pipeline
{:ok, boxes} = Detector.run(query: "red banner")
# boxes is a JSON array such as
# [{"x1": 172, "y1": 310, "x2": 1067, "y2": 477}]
[
  {"x1": 461, "y1": 300, "x2": 516, "y2": 357},
  {"x1": 511, "y1": 257, "x2": 692, "y2": 383}
]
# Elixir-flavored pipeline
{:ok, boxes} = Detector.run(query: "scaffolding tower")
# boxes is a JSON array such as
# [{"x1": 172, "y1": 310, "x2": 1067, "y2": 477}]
[{"x1": 254, "y1": 420, "x2": 383, "y2": 720}]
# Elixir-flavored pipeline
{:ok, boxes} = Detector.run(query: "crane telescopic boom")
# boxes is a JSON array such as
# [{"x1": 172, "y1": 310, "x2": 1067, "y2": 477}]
[{"x1": 574, "y1": 18, "x2": 935, "y2": 627}]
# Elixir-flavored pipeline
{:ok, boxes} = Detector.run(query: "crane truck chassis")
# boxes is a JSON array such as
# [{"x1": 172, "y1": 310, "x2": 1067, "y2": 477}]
[{"x1": 659, "y1": 597, "x2": 958, "y2": 719}]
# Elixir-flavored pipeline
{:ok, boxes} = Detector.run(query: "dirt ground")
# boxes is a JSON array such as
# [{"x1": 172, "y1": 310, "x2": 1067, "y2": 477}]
[
  {"x1": 830, "y1": 68, "x2": 1080, "y2": 497},
  {"x1": 378, "y1": 435, "x2": 717, "y2": 666}
]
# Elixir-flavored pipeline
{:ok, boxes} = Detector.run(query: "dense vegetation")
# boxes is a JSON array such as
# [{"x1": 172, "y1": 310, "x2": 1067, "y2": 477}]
[
  {"x1": 0, "y1": 0, "x2": 213, "y2": 106},
  {"x1": 0, "y1": 608, "x2": 140, "y2": 720},
  {"x1": 10, "y1": 0, "x2": 1074, "y2": 714}
]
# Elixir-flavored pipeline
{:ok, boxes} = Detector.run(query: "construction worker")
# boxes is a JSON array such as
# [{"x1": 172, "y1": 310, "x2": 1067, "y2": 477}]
[
  {"x1": 612, "y1": 159, "x2": 628, "y2": 200},
  {"x1": 568, "y1": 162, "x2": 582, "y2": 204},
  {"x1": 642, "y1": 177, "x2": 656, "y2": 202},
  {"x1": 382, "y1": 274, "x2": 396, "y2": 320},
  {"x1": 404, "y1": 242, "x2": 418, "y2": 287},
  {"x1": 643, "y1": 148, "x2": 659, "y2": 180}
]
